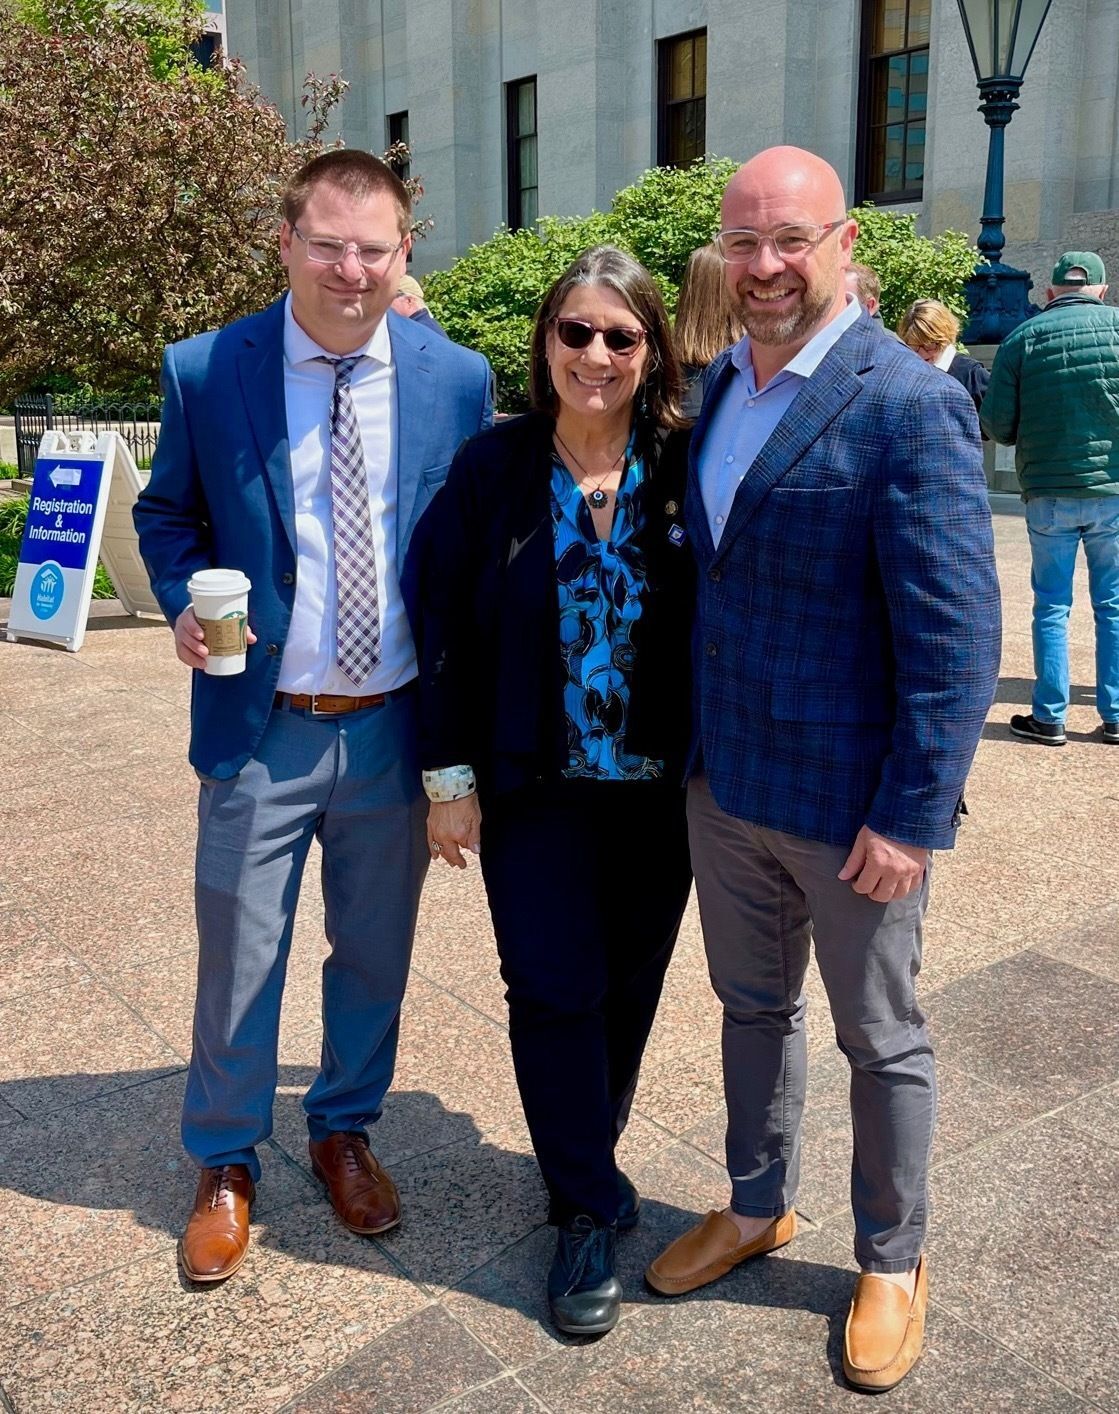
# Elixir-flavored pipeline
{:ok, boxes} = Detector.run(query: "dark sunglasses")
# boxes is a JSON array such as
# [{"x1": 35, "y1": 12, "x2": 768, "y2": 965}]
[{"x1": 551, "y1": 317, "x2": 646, "y2": 354}]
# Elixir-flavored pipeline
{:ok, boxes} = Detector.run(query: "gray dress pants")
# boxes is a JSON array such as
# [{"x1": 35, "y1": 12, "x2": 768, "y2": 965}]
[{"x1": 687, "y1": 775, "x2": 934, "y2": 1273}]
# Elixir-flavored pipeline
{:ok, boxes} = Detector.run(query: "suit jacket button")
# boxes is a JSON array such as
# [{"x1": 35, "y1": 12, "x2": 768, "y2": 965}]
[
  {"x1": 266, "y1": 643, "x2": 279, "y2": 655},
  {"x1": 282, "y1": 572, "x2": 295, "y2": 585},
  {"x1": 709, "y1": 569, "x2": 721, "y2": 582},
  {"x1": 706, "y1": 642, "x2": 717, "y2": 657}
]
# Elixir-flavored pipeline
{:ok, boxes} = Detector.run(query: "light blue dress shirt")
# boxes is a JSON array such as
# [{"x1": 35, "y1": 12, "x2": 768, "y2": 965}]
[
  {"x1": 278, "y1": 295, "x2": 414, "y2": 696},
  {"x1": 699, "y1": 296, "x2": 863, "y2": 546}
]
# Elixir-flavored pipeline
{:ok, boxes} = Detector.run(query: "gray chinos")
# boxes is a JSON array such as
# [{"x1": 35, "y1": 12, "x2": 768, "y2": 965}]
[{"x1": 687, "y1": 774, "x2": 934, "y2": 1274}]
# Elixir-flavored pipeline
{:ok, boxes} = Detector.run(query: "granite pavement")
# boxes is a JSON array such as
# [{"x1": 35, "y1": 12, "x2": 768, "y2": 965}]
[{"x1": 0, "y1": 510, "x2": 1115, "y2": 1412}]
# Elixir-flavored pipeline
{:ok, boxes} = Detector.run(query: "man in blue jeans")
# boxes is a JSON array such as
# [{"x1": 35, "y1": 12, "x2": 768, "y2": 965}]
[{"x1": 982, "y1": 251, "x2": 1119, "y2": 746}]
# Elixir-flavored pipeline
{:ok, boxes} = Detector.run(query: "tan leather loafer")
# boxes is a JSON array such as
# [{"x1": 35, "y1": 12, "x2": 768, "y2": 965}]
[
  {"x1": 180, "y1": 1164, "x2": 255, "y2": 1283},
  {"x1": 309, "y1": 1132, "x2": 401, "y2": 1235},
  {"x1": 645, "y1": 1208, "x2": 797, "y2": 1295},
  {"x1": 843, "y1": 1255, "x2": 928, "y2": 1391}
]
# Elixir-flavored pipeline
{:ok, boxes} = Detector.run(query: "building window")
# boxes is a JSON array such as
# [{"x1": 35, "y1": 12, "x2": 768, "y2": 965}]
[
  {"x1": 657, "y1": 29, "x2": 707, "y2": 168},
  {"x1": 506, "y1": 77, "x2": 538, "y2": 230},
  {"x1": 386, "y1": 111, "x2": 410, "y2": 181},
  {"x1": 858, "y1": 0, "x2": 930, "y2": 202},
  {"x1": 190, "y1": 30, "x2": 221, "y2": 68}
]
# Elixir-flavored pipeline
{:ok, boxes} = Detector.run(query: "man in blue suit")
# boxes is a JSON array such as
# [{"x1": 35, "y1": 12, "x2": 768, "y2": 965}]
[
  {"x1": 645, "y1": 149, "x2": 1000, "y2": 1390},
  {"x1": 135, "y1": 150, "x2": 492, "y2": 1283}
]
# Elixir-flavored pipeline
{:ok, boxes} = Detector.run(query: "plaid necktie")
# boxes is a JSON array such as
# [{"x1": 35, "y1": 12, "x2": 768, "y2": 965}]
[{"x1": 318, "y1": 355, "x2": 381, "y2": 685}]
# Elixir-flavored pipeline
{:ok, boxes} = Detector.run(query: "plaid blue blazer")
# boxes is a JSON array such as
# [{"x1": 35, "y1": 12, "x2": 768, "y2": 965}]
[{"x1": 689, "y1": 315, "x2": 1001, "y2": 851}]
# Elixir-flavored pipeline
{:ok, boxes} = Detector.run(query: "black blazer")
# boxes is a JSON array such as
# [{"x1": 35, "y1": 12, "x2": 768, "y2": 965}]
[
  {"x1": 404, "y1": 411, "x2": 695, "y2": 796},
  {"x1": 948, "y1": 352, "x2": 991, "y2": 418}
]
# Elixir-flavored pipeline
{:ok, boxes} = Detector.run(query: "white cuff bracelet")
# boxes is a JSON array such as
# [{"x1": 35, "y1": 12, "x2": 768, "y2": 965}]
[{"x1": 422, "y1": 765, "x2": 477, "y2": 802}]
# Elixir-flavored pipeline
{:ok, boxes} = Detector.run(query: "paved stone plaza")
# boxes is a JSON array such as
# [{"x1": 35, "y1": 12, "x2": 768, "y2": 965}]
[{"x1": 0, "y1": 510, "x2": 1116, "y2": 1412}]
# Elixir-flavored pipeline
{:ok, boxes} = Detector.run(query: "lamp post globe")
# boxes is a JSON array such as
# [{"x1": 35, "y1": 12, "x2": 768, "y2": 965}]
[{"x1": 955, "y1": 0, "x2": 1055, "y2": 343}]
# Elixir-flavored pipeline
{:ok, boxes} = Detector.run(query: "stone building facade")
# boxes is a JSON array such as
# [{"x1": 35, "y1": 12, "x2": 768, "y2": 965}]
[{"x1": 225, "y1": 0, "x2": 1119, "y2": 296}]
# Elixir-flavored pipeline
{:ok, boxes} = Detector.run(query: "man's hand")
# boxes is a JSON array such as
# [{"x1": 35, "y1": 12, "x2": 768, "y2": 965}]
[
  {"x1": 428, "y1": 795, "x2": 482, "y2": 869},
  {"x1": 838, "y1": 825, "x2": 928, "y2": 903},
  {"x1": 173, "y1": 604, "x2": 256, "y2": 670}
]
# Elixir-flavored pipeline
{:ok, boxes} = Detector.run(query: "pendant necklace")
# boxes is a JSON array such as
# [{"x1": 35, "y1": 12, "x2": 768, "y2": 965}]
[{"x1": 554, "y1": 431, "x2": 626, "y2": 510}]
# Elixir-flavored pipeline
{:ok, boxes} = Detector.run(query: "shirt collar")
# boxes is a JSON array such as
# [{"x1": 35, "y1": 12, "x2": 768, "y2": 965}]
[
  {"x1": 729, "y1": 293, "x2": 862, "y2": 387},
  {"x1": 282, "y1": 291, "x2": 393, "y2": 370},
  {"x1": 934, "y1": 344, "x2": 956, "y2": 372}
]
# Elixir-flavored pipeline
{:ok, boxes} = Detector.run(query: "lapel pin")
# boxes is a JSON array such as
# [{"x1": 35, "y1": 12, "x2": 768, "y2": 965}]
[
  {"x1": 668, "y1": 524, "x2": 686, "y2": 546},
  {"x1": 665, "y1": 500, "x2": 679, "y2": 516}
]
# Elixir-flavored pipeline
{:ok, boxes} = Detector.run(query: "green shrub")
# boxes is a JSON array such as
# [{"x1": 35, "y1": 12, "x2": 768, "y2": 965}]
[
  {"x1": 851, "y1": 205, "x2": 976, "y2": 339},
  {"x1": 0, "y1": 494, "x2": 115, "y2": 599},
  {"x1": 608, "y1": 158, "x2": 737, "y2": 291},
  {"x1": 0, "y1": 494, "x2": 31, "y2": 597}
]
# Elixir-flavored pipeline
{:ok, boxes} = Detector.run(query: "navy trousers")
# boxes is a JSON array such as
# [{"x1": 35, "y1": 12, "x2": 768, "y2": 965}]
[{"x1": 480, "y1": 779, "x2": 692, "y2": 1226}]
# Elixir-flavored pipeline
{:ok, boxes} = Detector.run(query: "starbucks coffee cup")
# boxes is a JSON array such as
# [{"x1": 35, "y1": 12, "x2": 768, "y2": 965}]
[{"x1": 187, "y1": 568, "x2": 252, "y2": 676}]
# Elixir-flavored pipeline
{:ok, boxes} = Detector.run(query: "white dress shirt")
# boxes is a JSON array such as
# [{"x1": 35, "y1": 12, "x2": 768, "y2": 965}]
[
  {"x1": 277, "y1": 295, "x2": 416, "y2": 694},
  {"x1": 699, "y1": 295, "x2": 863, "y2": 546}
]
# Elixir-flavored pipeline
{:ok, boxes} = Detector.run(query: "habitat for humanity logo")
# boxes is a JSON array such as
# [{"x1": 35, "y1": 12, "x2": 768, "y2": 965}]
[{"x1": 31, "y1": 560, "x2": 64, "y2": 620}]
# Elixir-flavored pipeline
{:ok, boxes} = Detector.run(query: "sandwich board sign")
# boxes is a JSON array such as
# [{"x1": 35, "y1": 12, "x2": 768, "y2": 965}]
[{"x1": 7, "y1": 428, "x2": 158, "y2": 652}]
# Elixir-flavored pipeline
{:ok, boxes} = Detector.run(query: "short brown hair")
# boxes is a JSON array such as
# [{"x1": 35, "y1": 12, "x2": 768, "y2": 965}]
[
  {"x1": 528, "y1": 245, "x2": 687, "y2": 431},
  {"x1": 896, "y1": 298, "x2": 960, "y2": 352},
  {"x1": 849, "y1": 262, "x2": 881, "y2": 306},
  {"x1": 281, "y1": 150, "x2": 412, "y2": 236},
  {"x1": 673, "y1": 244, "x2": 745, "y2": 368}
]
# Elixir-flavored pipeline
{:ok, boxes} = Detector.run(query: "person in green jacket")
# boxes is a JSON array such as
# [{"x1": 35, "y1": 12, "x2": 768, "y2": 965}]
[{"x1": 981, "y1": 251, "x2": 1119, "y2": 747}]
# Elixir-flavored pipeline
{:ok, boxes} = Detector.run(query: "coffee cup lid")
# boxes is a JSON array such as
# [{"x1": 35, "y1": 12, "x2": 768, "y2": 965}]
[{"x1": 188, "y1": 568, "x2": 252, "y2": 596}]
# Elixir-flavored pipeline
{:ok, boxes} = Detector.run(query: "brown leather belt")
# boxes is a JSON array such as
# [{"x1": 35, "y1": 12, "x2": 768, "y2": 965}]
[{"x1": 274, "y1": 691, "x2": 386, "y2": 715}]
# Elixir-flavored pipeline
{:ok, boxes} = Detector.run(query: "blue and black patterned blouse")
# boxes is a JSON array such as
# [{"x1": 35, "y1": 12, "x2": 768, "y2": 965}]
[{"x1": 549, "y1": 449, "x2": 664, "y2": 781}]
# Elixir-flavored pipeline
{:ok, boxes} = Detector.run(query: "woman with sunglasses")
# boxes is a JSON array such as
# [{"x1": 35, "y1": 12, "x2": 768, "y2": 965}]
[{"x1": 406, "y1": 245, "x2": 694, "y2": 1335}]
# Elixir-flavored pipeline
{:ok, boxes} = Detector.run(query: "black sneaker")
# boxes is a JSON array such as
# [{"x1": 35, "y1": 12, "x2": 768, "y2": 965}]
[
  {"x1": 547, "y1": 1216, "x2": 621, "y2": 1335},
  {"x1": 1009, "y1": 713, "x2": 1066, "y2": 746},
  {"x1": 1102, "y1": 721, "x2": 1119, "y2": 745}
]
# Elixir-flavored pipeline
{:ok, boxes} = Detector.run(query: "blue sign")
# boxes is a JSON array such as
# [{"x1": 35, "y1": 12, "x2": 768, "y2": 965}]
[
  {"x1": 20, "y1": 456, "x2": 105, "y2": 572},
  {"x1": 29, "y1": 561, "x2": 65, "y2": 619},
  {"x1": 7, "y1": 434, "x2": 121, "y2": 653}
]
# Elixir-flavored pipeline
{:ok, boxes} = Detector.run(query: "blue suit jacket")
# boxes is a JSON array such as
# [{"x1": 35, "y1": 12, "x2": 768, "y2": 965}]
[
  {"x1": 134, "y1": 299, "x2": 493, "y2": 779},
  {"x1": 690, "y1": 314, "x2": 1001, "y2": 851}
]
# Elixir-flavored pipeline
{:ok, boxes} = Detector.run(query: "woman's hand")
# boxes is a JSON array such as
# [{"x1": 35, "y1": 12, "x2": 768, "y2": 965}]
[{"x1": 428, "y1": 796, "x2": 482, "y2": 869}]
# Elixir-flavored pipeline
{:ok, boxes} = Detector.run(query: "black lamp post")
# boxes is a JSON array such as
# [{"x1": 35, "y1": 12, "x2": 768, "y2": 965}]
[{"x1": 955, "y1": 0, "x2": 1055, "y2": 343}]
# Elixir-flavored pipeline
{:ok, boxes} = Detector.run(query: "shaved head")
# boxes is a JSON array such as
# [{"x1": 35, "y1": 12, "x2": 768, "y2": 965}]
[
  {"x1": 720, "y1": 146, "x2": 858, "y2": 370},
  {"x1": 723, "y1": 146, "x2": 848, "y2": 229}
]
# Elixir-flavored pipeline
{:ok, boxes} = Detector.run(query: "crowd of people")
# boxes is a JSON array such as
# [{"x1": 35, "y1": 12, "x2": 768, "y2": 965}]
[{"x1": 133, "y1": 142, "x2": 1117, "y2": 1393}]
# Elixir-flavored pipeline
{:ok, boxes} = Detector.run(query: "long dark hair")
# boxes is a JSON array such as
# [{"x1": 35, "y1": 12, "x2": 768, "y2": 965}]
[{"x1": 528, "y1": 245, "x2": 688, "y2": 431}]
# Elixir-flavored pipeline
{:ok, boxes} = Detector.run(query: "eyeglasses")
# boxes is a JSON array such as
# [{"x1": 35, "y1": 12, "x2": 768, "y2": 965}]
[
  {"x1": 551, "y1": 318, "x2": 646, "y2": 354},
  {"x1": 291, "y1": 224, "x2": 406, "y2": 269},
  {"x1": 713, "y1": 221, "x2": 846, "y2": 264}
]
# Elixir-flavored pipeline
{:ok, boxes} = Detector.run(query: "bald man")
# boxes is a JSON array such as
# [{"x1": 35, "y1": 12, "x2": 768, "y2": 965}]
[{"x1": 644, "y1": 148, "x2": 1000, "y2": 1391}]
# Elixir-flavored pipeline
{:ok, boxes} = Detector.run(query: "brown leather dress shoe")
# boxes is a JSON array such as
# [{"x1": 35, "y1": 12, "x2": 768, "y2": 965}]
[
  {"x1": 180, "y1": 1164, "x2": 255, "y2": 1284},
  {"x1": 843, "y1": 1256, "x2": 929, "y2": 1391},
  {"x1": 645, "y1": 1208, "x2": 796, "y2": 1295},
  {"x1": 308, "y1": 1132, "x2": 401, "y2": 1235}
]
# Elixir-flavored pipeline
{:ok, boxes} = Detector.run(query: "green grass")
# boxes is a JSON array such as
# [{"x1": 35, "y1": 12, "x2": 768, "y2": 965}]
[{"x1": 0, "y1": 494, "x2": 116, "y2": 599}]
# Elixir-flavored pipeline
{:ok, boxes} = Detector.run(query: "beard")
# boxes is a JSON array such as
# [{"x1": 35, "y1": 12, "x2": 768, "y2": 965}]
[{"x1": 732, "y1": 272, "x2": 838, "y2": 346}]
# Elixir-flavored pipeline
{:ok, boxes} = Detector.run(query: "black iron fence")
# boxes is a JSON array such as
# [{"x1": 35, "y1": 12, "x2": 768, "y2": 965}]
[{"x1": 12, "y1": 395, "x2": 162, "y2": 477}]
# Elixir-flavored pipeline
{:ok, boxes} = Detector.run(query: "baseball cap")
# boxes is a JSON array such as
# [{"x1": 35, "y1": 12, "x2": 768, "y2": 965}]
[
  {"x1": 396, "y1": 274, "x2": 426, "y2": 300},
  {"x1": 1051, "y1": 251, "x2": 1106, "y2": 286}
]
